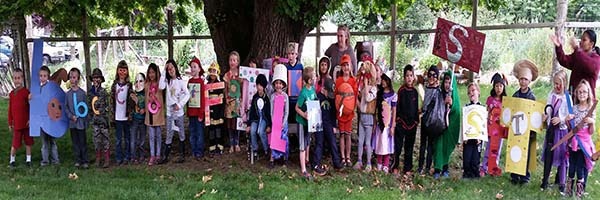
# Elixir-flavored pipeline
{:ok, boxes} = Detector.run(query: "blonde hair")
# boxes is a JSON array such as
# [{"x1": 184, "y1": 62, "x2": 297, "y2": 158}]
[
  {"x1": 302, "y1": 66, "x2": 315, "y2": 84},
  {"x1": 468, "y1": 82, "x2": 480, "y2": 95},
  {"x1": 575, "y1": 79, "x2": 594, "y2": 106},
  {"x1": 552, "y1": 70, "x2": 568, "y2": 93}
]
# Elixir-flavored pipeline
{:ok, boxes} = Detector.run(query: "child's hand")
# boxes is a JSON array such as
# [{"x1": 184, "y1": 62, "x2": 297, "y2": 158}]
[
  {"x1": 71, "y1": 116, "x2": 77, "y2": 122},
  {"x1": 245, "y1": 126, "x2": 250, "y2": 133},
  {"x1": 130, "y1": 94, "x2": 138, "y2": 103},
  {"x1": 567, "y1": 114, "x2": 575, "y2": 121},
  {"x1": 551, "y1": 117, "x2": 561, "y2": 126},
  {"x1": 585, "y1": 117, "x2": 594, "y2": 124},
  {"x1": 28, "y1": 94, "x2": 32, "y2": 101},
  {"x1": 542, "y1": 114, "x2": 548, "y2": 122},
  {"x1": 8, "y1": 125, "x2": 12, "y2": 132},
  {"x1": 445, "y1": 96, "x2": 452, "y2": 105},
  {"x1": 198, "y1": 117, "x2": 203, "y2": 122},
  {"x1": 174, "y1": 104, "x2": 180, "y2": 111},
  {"x1": 140, "y1": 109, "x2": 145, "y2": 114},
  {"x1": 266, "y1": 127, "x2": 271, "y2": 133},
  {"x1": 549, "y1": 34, "x2": 561, "y2": 47},
  {"x1": 333, "y1": 128, "x2": 339, "y2": 134}
]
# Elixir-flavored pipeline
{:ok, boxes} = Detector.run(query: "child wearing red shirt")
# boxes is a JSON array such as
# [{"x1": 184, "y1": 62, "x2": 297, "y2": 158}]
[{"x1": 8, "y1": 68, "x2": 33, "y2": 168}]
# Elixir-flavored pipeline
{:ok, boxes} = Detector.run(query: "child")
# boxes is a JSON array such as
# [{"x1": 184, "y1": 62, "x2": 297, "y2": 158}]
[
  {"x1": 373, "y1": 74, "x2": 397, "y2": 173},
  {"x1": 510, "y1": 59, "x2": 538, "y2": 184},
  {"x1": 270, "y1": 64, "x2": 290, "y2": 168},
  {"x1": 39, "y1": 66, "x2": 60, "y2": 166},
  {"x1": 187, "y1": 58, "x2": 206, "y2": 160},
  {"x1": 354, "y1": 60, "x2": 377, "y2": 172},
  {"x1": 296, "y1": 66, "x2": 317, "y2": 179},
  {"x1": 247, "y1": 74, "x2": 271, "y2": 158},
  {"x1": 207, "y1": 62, "x2": 226, "y2": 157},
  {"x1": 224, "y1": 51, "x2": 243, "y2": 153},
  {"x1": 65, "y1": 68, "x2": 89, "y2": 168},
  {"x1": 89, "y1": 68, "x2": 110, "y2": 168},
  {"x1": 565, "y1": 79, "x2": 596, "y2": 197},
  {"x1": 8, "y1": 68, "x2": 32, "y2": 168},
  {"x1": 460, "y1": 83, "x2": 483, "y2": 179},
  {"x1": 286, "y1": 42, "x2": 303, "y2": 71},
  {"x1": 482, "y1": 73, "x2": 508, "y2": 176},
  {"x1": 312, "y1": 77, "x2": 343, "y2": 175},
  {"x1": 433, "y1": 70, "x2": 461, "y2": 179},
  {"x1": 145, "y1": 63, "x2": 167, "y2": 166},
  {"x1": 392, "y1": 65, "x2": 419, "y2": 174},
  {"x1": 163, "y1": 59, "x2": 191, "y2": 163},
  {"x1": 315, "y1": 57, "x2": 331, "y2": 93},
  {"x1": 130, "y1": 73, "x2": 147, "y2": 164},
  {"x1": 335, "y1": 54, "x2": 358, "y2": 167},
  {"x1": 111, "y1": 60, "x2": 133, "y2": 165},
  {"x1": 419, "y1": 65, "x2": 443, "y2": 175},
  {"x1": 541, "y1": 70, "x2": 569, "y2": 191}
]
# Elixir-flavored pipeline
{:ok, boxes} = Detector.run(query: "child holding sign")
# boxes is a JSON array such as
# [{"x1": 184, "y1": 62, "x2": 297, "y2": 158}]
[
  {"x1": 65, "y1": 68, "x2": 89, "y2": 168},
  {"x1": 295, "y1": 67, "x2": 317, "y2": 179},
  {"x1": 483, "y1": 73, "x2": 508, "y2": 176},
  {"x1": 460, "y1": 83, "x2": 483, "y2": 179},
  {"x1": 145, "y1": 63, "x2": 166, "y2": 166},
  {"x1": 335, "y1": 54, "x2": 358, "y2": 167},
  {"x1": 111, "y1": 60, "x2": 133, "y2": 165},
  {"x1": 39, "y1": 66, "x2": 60, "y2": 166},
  {"x1": 164, "y1": 59, "x2": 191, "y2": 164},
  {"x1": 270, "y1": 64, "x2": 290, "y2": 168},
  {"x1": 8, "y1": 68, "x2": 32, "y2": 168},
  {"x1": 187, "y1": 58, "x2": 206, "y2": 160},
  {"x1": 373, "y1": 74, "x2": 397, "y2": 173},
  {"x1": 565, "y1": 80, "x2": 596, "y2": 197},
  {"x1": 89, "y1": 68, "x2": 110, "y2": 168}
]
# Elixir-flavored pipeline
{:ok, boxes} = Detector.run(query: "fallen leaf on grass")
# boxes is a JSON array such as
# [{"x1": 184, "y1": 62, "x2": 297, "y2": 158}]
[
  {"x1": 495, "y1": 193, "x2": 503, "y2": 199},
  {"x1": 284, "y1": 196, "x2": 288, "y2": 200},
  {"x1": 417, "y1": 184, "x2": 424, "y2": 191},
  {"x1": 16, "y1": 185, "x2": 20, "y2": 189},
  {"x1": 194, "y1": 190, "x2": 206, "y2": 198},
  {"x1": 372, "y1": 178, "x2": 381, "y2": 187},
  {"x1": 205, "y1": 168, "x2": 213, "y2": 172},
  {"x1": 358, "y1": 186, "x2": 364, "y2": 192},
  {"x1": 258, "y1": 182, "x2": 264, "y2": 190},
  {"x1": 202, "y1": 175, "x2": 212, "y2": 183},
  {"x1": 10, "y1": 178, "x2": 15, "y2": 182},
  {"x1": 446, "y1": 187, "x2": 453, "y2": 192},
  {"x1": 68, "y1": 173, "x2": 79, "y2": 180},
  {"x1": 346, "y1": 188, "x2": 352, "y2": 193},
  {"x1": 210, "y1": 189, "x2": 218, "y2": 194}
]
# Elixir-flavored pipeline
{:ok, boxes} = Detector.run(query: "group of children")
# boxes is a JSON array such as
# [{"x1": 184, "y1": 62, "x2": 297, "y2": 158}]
[{"x1": 6, "y1": 44, "x2": 597, "y2": 197}]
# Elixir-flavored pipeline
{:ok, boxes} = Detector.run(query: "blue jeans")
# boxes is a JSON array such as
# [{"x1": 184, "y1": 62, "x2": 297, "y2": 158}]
[
  {"x1": 115, "y1": 120, "x2": 131, "y2": 162},
  {"x1": 189, "y1": 117, "x2": 205, "y2": 157},
  {"x1": 250, "y1": 120, "x2": 268, "y2": 153},
  {"x1": 130, "y1": 118, "x2": 146, "y2": 160}
]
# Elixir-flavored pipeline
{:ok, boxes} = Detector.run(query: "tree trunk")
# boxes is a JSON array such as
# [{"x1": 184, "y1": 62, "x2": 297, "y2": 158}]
[
  {"x1": 203, "y1": 0, "x2": 313, "y2": 73},
  {"x1": 553, "y1": 0, "x2": 568, "y2": 75}
]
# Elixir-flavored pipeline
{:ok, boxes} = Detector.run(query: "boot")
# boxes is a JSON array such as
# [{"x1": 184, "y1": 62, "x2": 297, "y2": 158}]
[
  {"x1": 176, "y1": 142, "x2": 185, "y2": 163},
  {"x1": 102, "y1": 150, "x2": 110, "y2": 168},
  {"x1": 565, "y1": 178, "x2": 574, "y2": 197},
  {"x1": 159, "y1": 144, "x2": 172, "y2": 164},
  {"x1": 95, "y1": 151, "x2": 102, "y2": 167}
]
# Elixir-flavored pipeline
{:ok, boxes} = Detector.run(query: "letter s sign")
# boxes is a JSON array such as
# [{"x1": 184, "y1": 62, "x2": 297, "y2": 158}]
[{"x1": 446, "y1": 25, "x2": 468, "y2": 63}]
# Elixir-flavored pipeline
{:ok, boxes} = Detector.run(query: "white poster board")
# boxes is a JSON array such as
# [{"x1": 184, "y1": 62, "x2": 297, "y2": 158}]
[
  {"x1": 462, "y1": 105, "x2": 488, "y2": 141},
  {"x1": 307, "y1": 100, "x2": 323, "y2": 132}
]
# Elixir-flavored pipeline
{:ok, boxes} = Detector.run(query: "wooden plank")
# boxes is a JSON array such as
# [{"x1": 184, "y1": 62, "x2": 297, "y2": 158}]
[
  {"x1": 167, "y1": 9, "x2": 174, "y2": 60},
  {"x1": 565, "y1": 22, "x2": 600, "y2": 28},
  {"x1": 390, "y1": 4, "x2": 397, "y2": 71}
]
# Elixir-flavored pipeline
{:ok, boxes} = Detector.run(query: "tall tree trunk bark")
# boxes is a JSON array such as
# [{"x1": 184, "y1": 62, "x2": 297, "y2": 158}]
[
  {"x1": 553, "y1": 0, "x2": 568, "y2": 75},
  {"x1": 203, "y1": 0, "x2": 313, "y2": 73}
]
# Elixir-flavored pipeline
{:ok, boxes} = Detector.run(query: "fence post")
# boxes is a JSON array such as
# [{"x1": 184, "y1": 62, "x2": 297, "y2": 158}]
[
  {"x1": 316, "y1": 20, "x2": 321, "y2": 67},
  {"x1": 390, "y1": 4, "x2": 397, "y2": 72},
  {"x1": 167, "y1": 9, "x2": 174, "y2": 60},
  {"x1": 82, "y1": 9, "x2": 92, "y2": 91}
]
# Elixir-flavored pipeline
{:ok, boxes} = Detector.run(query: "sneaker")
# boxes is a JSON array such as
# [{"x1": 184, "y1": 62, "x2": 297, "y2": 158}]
[
  {"x1": 576, "y1": 181, "x2": 584, "y2": 198},
  {"x1": 26, "y1": 161, "x2": 32, "y2": 168},
  {"x1": 82, "y1": 163, "x2": 89, "y2": 169},
  {"x1": 40, "y1": 162, "x2": 49, "y2": 167},
  {"x1": 442, "y1": 171, "x2": 450, "y2": 178},
  {"x1": 353, "y1": 162, "x2": 363, "y2": 170},
  {"x1": 302, "y1": 171, "x2": 313, "y2": 181},
  {"x1": 364, "y1": 165, "x2": 372, "y2": 173},
  {"x1": 565, "y1": 179, "x2": 573, "y2": 197},
  {"x1": 376, "y1": 164, "x2": 383, "y2": 171},
  {"x1": 392, "y1": 169, "x2": 400, "y2": 175},
  {"x1": 74, "y1": 163, "x2": 81, "y2": 168},
  {"x1": 229, "y1": 148, "x2": 234, "y2": 154},
  {"x1": 9, "y1": 162, "x2": 16, "y2": 169},
  {"x1": 383, "y1": 166, "x2": 389, "y2": 174},
  {"x1": 345, "y1": 159, "x2": 352, "y2": 168},
  {"x1": 268, "y1": 161, "x2": 275, "y2": 169},
  {"x1": 148, "y1": 156, "x2": 155, "y2": 166},
  {"x1": 235, "y1": 145, "x2": 241, "y2": 152},
  {"x1": 433, "y1": 172, "x2": 440, "y2": 180},
  {"x1": 540, "y1": 182, "x2": 548, "y2": 191},
  {"x1": 117, "y1": 160, "x2": 123, "y2": 166},
  {"x1": 314, "y1": 166, "x2": 327, "y2": 176}
]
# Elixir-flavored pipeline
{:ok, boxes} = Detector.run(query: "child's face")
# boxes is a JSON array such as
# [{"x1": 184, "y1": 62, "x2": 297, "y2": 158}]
[
  {"x1": 148, "y1": 68, "x2": 156, "y2": 81},
  {"x1": 167, "y1": 63, "x2": 176, "y2": 78},
  {"x1": 69, "y1": 71, "x2": 80, "y2": 86},
  {"x1": 319, "y1": 61, "x2": 328, "y2": 75},
  {"x1": 427, "y1": 71, "x2": 438, "y2": 86},
  {"x1": 39, "y1": 71, "x2": 49, "y2": 83},
  {"x1": 443, "y1": 78, "x2": 451, "y2": 91},
  {"x1": 553, "y1": 76, "x2": 564, "y2": 94},
  {"x1": 257, "y1": 84, "x2": 264, "y2": 95},
  {"x1": 287, "y1": 52, "x2": 297, "y2": 61},
  {"x1": 190, "y1": 62, "x2": 201, "y2": 76},
  {"x1": 229, "y1": 55, "x2": 239, "y2": 69},
  {"x1": 341, "y1": 63, "x2": 350, "y2": 75},
  {"x1": 576, "y1": 85, "x2": 589, "y2": 103},
  {"x1": 118, "y1": 67, "x2": 128, "y2": 81},
  {"x1": 494, "y1": 82, "x2": 504, "y2": 97},
  {"x1": 13, "y1": 71, "x2": 23, "y2": 88},
  {"x1": 518, "y1": 77, "x2": 530, "y2": 90},
  {"x1": 468, "y1": 85, "x2": 480, "y2": 102},
  {"x1": 382, "y1": 80, "x2": 389, "y2": 89},
  {"x1": 249, "y1": 62, "x2": 257, "y2": 68},
  {"x1": 404, "y1": 70, "x2": 414, "y2": 86},
  {"x1": 274, "y1": 81, "x2": 284, "y2": 92},
  {"x1": 93, "y1": 77, "x2": 101, "y2": 86}
]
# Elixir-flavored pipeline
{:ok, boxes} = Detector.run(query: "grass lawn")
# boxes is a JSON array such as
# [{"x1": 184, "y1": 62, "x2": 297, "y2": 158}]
[{"x1": 1, "y1": 82, "x2": 599, "y2": 200}]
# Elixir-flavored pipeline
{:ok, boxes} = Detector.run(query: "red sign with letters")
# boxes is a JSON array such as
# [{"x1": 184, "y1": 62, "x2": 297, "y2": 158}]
[{"x1": 433, "y1": 18, "x2": 486, "y2": 73}]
